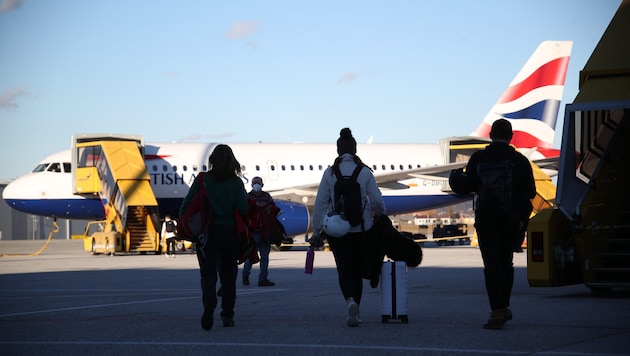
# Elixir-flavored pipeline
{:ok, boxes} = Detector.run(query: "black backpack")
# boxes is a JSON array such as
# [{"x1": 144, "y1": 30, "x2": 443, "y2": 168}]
[
  {"x1": 475, "y1": 159, "x2": 514, "y2": 213},
  {"x1": 332, "y1": 164, "x2": 365, "y2": 227},
  {"x1": 165, "y1": 220, "x2": 176, "y2": 233}
]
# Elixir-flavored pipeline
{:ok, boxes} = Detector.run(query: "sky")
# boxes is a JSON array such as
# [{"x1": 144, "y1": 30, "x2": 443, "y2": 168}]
[{"x1": 0, "y1": 0, "x2": 621, "y2": 180}]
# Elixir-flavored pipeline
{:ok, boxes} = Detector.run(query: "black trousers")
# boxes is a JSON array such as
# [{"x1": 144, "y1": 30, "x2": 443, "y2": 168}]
[
  {"x1": 166, "y1": 237, "x2": 176, "y2": 254},
  {"x1": 196, "y1": 224, "x2": 240, "y2": 319},
  {"x1": 475, "y1": 215, "x2": 519, "y2": 311},
  {"x1": 327, "y1": 232, "x2": 365, "y2": 305}
]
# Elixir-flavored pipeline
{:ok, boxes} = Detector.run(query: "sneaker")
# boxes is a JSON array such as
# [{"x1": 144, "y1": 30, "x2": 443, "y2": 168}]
[
  {"x1": 258, "y1": 279, "x2": 275, "y2": 287},
  {"x1": 243, "y1": 276, "x2": 250, "y2": 286},
  {"x1": 483, "y1": 309, "x2": 508, "y2": 330},
  {"x1": 165, "y1": 254, "x2": 169, "y2": 258},
  {"x1": 222, "y1": 317, "x2": 235, "y2": 327},
  {"x1": 347, "y1": 301, "x2": 359, "y2": 327},
  {"x1": 503, "y1": 307, "x2": 513, "y2": 321},
  {"x1": 201, "y1": 310, "x2": 213, "y2": 331}
]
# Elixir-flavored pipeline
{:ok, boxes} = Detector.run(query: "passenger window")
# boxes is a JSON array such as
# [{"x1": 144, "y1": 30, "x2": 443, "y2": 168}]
[
  {"x1": 203, "y1": 165, "x2": 208, "y2": 171},
  {"x1": 162, "y1": 165, "x2": 168, "y2": 172},
  {"x1": 256, "y1": 165, "x2": 261, "y2": 171},
  {"x1": 291, "y1": 165, "x2": 295, "y2": 171},
  {"x1": 381, "y1": 164, "x2": 386, "y2": 170},
  {"x1": 271, "y1": 165, "x2": 276, "y2": 171},
  {"x1": 173, "y1": 166, "x2": 178, "y2": 172},
  {"x1": 183, "y1": 165, "x2": 188, "y2": 171},
  {"x1": 318, "y1": 165, "x2": 323, "y2": 170},
  {"x1": 152, "y1": 165, "x2": 158, "y2": 172},
  {"x1": 309, "y1": 165, "x2": 313, "y2": 170},
  {"x1": 193, "y1": 165, "x2": 198, "y2": 172},
  {"x1": 300, "y1": 165, "x2": 304, "y2": 170},
  {"x1": 282, "y1": 165, "x2": 286, "y2": 171},
  {"x1": 372, "y1": 165, "x2": 377, "y2": 171}
]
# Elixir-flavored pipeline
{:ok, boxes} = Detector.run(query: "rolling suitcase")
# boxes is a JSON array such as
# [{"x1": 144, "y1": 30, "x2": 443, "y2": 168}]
[{"x1": 380, "y1": 260, "x2": 409, "y2": 323}]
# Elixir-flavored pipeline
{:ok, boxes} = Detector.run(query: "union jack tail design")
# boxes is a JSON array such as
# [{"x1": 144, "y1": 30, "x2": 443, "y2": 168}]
[{"x1": 472, "y1": 41, "x2": 573, "y2": 156}]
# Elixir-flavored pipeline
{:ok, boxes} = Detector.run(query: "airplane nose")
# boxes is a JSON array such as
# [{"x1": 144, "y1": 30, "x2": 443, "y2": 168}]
[
  {"x1": 2, "y1": 177, "x2": 22, "y2": 201},
  {"x1": 2, "y1": 175, "x2": 35, "y2": 210}
]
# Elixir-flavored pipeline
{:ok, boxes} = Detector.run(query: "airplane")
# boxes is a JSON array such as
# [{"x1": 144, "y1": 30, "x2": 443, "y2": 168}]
[{"x1": 2, "y1": 40, "x2": 572, "y2": 241}]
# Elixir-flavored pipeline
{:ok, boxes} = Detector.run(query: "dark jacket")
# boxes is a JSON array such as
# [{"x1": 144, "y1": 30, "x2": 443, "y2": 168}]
[
  {"x1": 466, "y1": 142, "x2": 536, "y2": 223},
  {"x1": 363, "y1": 215, "x2": 423, "y2": 288},
  {"x1": 179, "y1": 173, "x2": 248, "y2": 226}
]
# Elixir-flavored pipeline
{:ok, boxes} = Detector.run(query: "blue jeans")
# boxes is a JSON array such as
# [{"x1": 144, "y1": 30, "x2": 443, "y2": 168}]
[{"x1": 243, "y1": 232, "x2": 271, "y2": 282}]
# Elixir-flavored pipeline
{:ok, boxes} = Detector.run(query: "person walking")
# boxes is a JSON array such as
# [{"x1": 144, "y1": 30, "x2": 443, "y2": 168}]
[
  {"x1": 179, "y1": 144, "x2": 249, "y2": 331},
  {"x1": 161, "y1": 215, "x2": 177, "y2": 257},
  {"x1": 242, "y1": 176, "x2": 279, "y2": 287},
  {"x1": 310, "y1": 128, "x2": 386, "y2": 327},
  {"x1": 457, "y1": 119, "x2": 536, "y2": 329}
]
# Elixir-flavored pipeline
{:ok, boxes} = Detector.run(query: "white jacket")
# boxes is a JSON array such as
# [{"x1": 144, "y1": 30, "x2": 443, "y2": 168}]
[
  {"x1": 312, "y1": 154, "x2": 386, "y2": 234},
  {"x1": 161, "y1": 219, "x2": 177, "y2": 239}
]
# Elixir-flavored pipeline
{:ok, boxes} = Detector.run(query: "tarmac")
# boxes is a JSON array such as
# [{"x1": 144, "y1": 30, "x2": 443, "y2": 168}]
[{"x1": 0, "y1": 239, "x2": 629, "y2": 356}]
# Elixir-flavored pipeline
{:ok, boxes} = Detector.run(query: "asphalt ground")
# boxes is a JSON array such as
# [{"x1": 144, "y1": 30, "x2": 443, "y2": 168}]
[{"x1": 0, "y1": 239, "x2": 629, "y2": 356}]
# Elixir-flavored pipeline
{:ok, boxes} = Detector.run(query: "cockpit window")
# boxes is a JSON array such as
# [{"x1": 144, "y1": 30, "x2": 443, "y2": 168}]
[
  {"x1": 33, "y1": 162, "x2": 72, "y2": 173},
  {"x1": 33, "y1": 163, "x2": 49, "y2": 173},
  {"x1": 47, "y1": 163, "x2": 62, "y2": 172}
]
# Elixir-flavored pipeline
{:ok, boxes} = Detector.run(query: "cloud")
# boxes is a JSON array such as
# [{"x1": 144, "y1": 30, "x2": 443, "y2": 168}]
[
  {"x1": 337, "y1": 70, "x2": 374, "y2": 84},
  {"x1": 0, "y1": 87, "x2": 30, "y2": 110},
  {"x1": 0, "y1": 0, "x2": 23, "y2": 13},
  {"x1": 338, "y1": 72, "x2": 360, "y2": 84},
  {"x1": 226, "y1": 20, "x2": 259, "y2": 40}
]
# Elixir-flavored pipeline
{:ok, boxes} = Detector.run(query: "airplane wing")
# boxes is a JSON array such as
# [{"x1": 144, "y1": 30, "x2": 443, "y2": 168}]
[
  {"x1": 266, "y1": 155, "x2": 558, "y2": 204},
  {"x1": 266, "y1": 161, "x2": 469, "y2": 204}
]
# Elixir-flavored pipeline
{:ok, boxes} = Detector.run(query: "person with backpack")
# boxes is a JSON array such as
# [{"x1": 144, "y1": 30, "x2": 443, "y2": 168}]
[
  {"x1": 179, "y1": 144, "x2": 249, "y2": 331},
  {"x1": 161, "y1": 215, "x2": 178, "y2": 257},
  {"x1": 457, "y1": 119, "x2": 536, "y2": 330},
  {"x1": 242, "y1": 176, "x2": 280, "y2": 287},
  {"x1": 310, "y1": 127, "x2": 386, "y2": 327}
]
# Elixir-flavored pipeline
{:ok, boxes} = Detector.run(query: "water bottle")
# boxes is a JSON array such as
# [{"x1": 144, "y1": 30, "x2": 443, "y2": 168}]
[{"x1": 305, "y1": 247, "x2": 314, "y2": 274}]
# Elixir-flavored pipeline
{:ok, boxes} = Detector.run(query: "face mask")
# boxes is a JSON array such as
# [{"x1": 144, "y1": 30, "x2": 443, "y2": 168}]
[{"x1": 253, "y1": 183, "x2": 262, "y2": 192}]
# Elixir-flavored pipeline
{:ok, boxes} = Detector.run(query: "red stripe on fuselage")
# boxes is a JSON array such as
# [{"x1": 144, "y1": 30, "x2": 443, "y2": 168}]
[{"x1": 145, "y1": 154, "x2": 171, "y2": 160}]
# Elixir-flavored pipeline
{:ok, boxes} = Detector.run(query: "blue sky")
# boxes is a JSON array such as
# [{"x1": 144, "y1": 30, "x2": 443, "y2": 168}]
[{"x1": 0, "y1": 0, "x2": 620, "y2": 180}]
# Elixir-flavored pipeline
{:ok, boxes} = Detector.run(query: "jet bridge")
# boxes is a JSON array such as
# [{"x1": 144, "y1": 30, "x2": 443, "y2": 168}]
[
  {"x1": 527, "y1": 0, "x2": 630, "y2": 290},
  {"x1": 72, "y1": 134, "x2": 161, "y2": 255}
]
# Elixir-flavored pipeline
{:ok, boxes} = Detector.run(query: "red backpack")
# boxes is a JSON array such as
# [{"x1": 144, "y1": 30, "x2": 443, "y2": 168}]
[{"x1": 177, "y1": 172, "x2": 212, "y2": 241}]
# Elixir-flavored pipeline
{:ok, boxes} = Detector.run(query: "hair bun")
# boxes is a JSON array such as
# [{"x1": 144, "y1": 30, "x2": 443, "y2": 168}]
[{"x1": 340, "y1": 128, "x2": 353, "y2": 138}]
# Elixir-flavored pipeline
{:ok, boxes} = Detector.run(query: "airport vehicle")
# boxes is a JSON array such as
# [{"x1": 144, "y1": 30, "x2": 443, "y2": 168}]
[
  {"x1": 527, "y1": 3, "x2": 630, "y2": 291},
  {"x1": 433, "y1": 223, "x2": 469, "y2": 246},
  {"x1": 3, "y1": 41, "x2": 572, "y2": 248}
]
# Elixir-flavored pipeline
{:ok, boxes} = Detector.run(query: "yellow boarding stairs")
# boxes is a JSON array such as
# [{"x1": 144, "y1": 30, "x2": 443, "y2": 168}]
[
  {"x1": 72, "y1": 135, "x2": 161, "y2": 255},
  {"x1": 470, "y1": 161, "x2": 555, "y2": 248}
]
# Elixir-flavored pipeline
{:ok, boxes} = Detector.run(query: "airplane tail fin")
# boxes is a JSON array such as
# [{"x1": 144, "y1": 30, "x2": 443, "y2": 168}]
[{"x1": 471, "y1": 41, "x2": 573, "y2": 151}]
